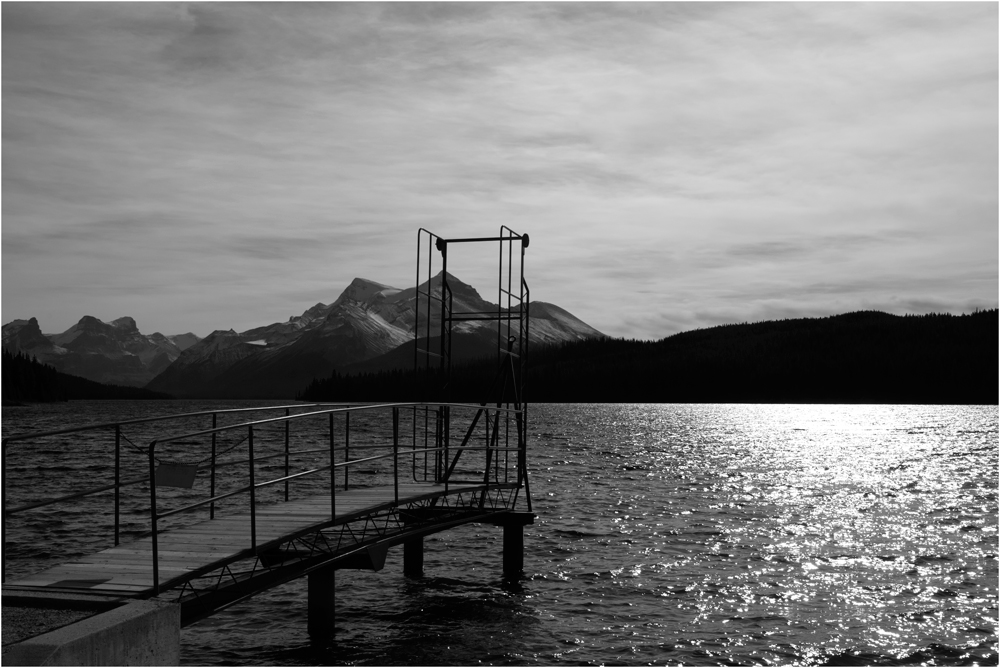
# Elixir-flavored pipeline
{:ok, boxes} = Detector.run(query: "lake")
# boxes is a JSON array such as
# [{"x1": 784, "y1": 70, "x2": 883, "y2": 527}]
[{"x1": 2, "y1": 401, "x2": 997, "y2": 665}]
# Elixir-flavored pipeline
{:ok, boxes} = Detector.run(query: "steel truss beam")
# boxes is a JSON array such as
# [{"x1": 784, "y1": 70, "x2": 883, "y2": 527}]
[{"x1": 173, "y1": 484, "x2": 519, "y2": 626}]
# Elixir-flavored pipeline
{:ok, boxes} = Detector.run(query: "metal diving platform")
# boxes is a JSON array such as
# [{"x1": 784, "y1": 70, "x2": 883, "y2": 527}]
[{"x1": 1, "y1": 228, "x2": 533, "y2": 663}]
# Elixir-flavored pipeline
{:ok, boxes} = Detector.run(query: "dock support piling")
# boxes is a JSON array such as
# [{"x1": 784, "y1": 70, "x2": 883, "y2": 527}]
[
  {"x1": 307, "y1": 566, "x2": 336, "y2": 640},
  {"x1": 489, "y1": 512, "x2": 535, "y2": 578},
  {"x1": 503, "y1": 524, "x2": 523, "y2": 576},
  {"x1": 403, "y1": 537, "x2": 424, "y2": 577}
]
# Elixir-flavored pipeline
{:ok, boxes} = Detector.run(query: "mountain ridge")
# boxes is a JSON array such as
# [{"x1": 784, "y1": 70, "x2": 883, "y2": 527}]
[
  {"x1": 2, "y1": 315, "x2": 198, "y2": 387},
  {"x1": 143, "y1": 271, "x2": 601, "y2": 398}
]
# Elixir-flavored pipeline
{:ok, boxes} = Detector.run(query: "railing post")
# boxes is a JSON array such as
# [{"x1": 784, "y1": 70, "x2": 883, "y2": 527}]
[
  {"x1": 344, "y1": 410, "x2": 350, "y2": 491},
  {"x1": 393, "y1": 407, "x2": 399, "y2": 504},
  {"x1": 483, "y1": 409, "x2": 496, "y2": 487},
  {"x1": 411, "y1": 405, "x2": 418, "y2": 481},
  {"x1": 434, "y1": 406, "x2": 451, "y2": 491},
  {"x1": 114, "y1": 425, "x2": 121, "y2": 546},
  {"x1": 248, "y1": 425, "x2": 256, "y2": 554},
  {"x1": 519, "y1": 408, "x2": 532, "y2": 512},
  {"x1": 148, "y1": 441, "x2": 159, "y2": 595},
  {"x1": 433, "y1": 407, "x2": 440, "y2": 482},
  {"x1": 329, "y1": 412, "x2": 335, "y2": 519},
  {"x1": 210, "y1": 413, "x2": 217, "y2": 520},
  {"x1": 444, "y1": 405, "x2": 450, "y2": 493},
  {"x1": 2, "y1": 438, "x2": 7, "y2": 584},
  {"x1": 284, "y1": 408, "x2": 290, "y2": 502},
  {"x1": 428, "y1": 406, "x2": 437, "y2": 482}
]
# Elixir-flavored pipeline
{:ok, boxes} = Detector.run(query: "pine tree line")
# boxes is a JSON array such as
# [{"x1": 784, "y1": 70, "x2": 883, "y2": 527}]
[
  {"x1": 2, "y1": 349, "x2": 172, "y2": 404},
  {"x1": 299, "y1": 310, "x2": 998, "y2": 405}
]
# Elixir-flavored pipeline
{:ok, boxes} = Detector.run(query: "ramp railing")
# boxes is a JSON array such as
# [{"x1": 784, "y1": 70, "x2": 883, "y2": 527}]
[
  {"x1": 2, "y1": 401, "x2": 528, "y2": 593},
  {"x1": 2, "y1": 404, "x2": 336, "y2": 583}
]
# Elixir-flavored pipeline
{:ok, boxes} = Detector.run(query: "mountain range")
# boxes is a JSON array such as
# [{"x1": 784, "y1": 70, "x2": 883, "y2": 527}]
[
  {"x1": 147, "y1": 272, "x2": 601, "y2": 398},
  {"x1": 3, "y1": 272, "x2": 602, "y2": 399},
  {"x1": 2, "y1": 315, "x2": 198, "y2": 387}
]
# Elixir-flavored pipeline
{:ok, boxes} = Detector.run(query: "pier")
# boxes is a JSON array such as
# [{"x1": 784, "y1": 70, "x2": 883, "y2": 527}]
[{"x1": 2, "y1": 229, "x2": 533, "y2": 665}]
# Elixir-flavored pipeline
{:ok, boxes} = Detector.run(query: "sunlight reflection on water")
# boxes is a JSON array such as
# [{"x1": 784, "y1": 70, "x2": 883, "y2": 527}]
[
  {"x1": 530, "y1": 403, "x2": 997, "y2": 665},
  {"x1": 2, "y1": 401, "x2": 996, "y2": 665}
]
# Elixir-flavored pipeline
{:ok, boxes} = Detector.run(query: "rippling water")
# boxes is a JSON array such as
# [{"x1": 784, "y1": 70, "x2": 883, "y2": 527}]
[{"x1": 3, "y1": 402, "x2": 997, "y2": 665}]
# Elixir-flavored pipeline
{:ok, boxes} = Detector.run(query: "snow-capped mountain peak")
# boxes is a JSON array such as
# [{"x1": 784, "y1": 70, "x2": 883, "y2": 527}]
[
  {"x1": 6, "y1": 273, "x2": 601, "y2": 398},
  {"x1": 336, "y1": 277, "x2": 396, "y2": 305}
]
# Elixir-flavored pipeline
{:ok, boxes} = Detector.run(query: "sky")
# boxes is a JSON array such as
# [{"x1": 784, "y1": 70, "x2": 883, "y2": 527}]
[{"x1": 2, "y1": 2, "x2": 997, "y2": 340}]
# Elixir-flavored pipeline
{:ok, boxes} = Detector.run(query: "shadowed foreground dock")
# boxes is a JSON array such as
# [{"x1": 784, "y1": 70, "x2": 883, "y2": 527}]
[
  {"x1": 2, "y1": 229, "x2": 534, "y2": 664},
  {"x1": 4, "y1": 482, "x2": 522, "y2": 600},
  {"x1": 3, "y1": 402, "x2": 534, "y2": 664}
]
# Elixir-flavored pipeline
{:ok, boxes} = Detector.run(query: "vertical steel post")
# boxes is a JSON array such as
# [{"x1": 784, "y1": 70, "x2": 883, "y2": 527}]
[
  {"x1": 114, "y1": 425, "x2": 121, "y2": 546},
  {"x1": 248, "y1": 425, "x2": 256, "y2": 554},
  {"x1": 444, "y1": 405, "x2": 450, "y2": 493},
  {"x1": 425, "y1": 233, "x2": 434, "y2": 369},
  {"x1": 393, "y1": 407, "x2": 399, "y2": 504},
  {"x1": 415, "y1": 231, "x2": 422, "y2": 377},
  {"x1": 497, "y1": 233, "x2": 503, "y2": 358},
  {"x1": 2, "y1": 439, "x2": 7, "y2": 583},
  {"x1": 210, "y1": 413, "x2": 217, "y2": 520},
  {"x1": 429, "y1": 406, "x2": 436, "y2": 481},
  {"x1": 329, "y1": 412, "x2": 335, "y2": 519},
  {"x1": 411, "y1": 405, "x2": 419, "y2": 481},
  {"x1": 344, "y1": 411, "x2": 350, "y2": 491},
  {"x1": 482, "y1": 409, "x2": 493, "y2": 487},
  {"x1": 438, "y1": 407, "x2": 446, "y2": 490},
  {"x1": 509, "y1": 233, "x2": 515, "y2": 347},
  {"x1": 519, "y1": 408, "x2": 532, "y2": 512},
  {"x1": 520, "y1": 234, "x2": 532, "y2": 512},
  {"x1": 148, "y1": 441, "x2": 159, "y2": 594},
  {"x1": 438, "y1": 239, "x2": 449, "y2": 393},
  {"x1": 284, "y1": 408, "x2": 290, "y2": 502}
]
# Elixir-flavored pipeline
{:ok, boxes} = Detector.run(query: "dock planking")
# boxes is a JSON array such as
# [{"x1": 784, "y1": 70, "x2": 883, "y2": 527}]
[{"x1": 4, "y1": 481, "x2": 483, "y2": 597}]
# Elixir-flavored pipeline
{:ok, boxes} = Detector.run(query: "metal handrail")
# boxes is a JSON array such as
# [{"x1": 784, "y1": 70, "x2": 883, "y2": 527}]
[
  {"x1": 2, "y1": 403, "x2": 345, "y2": 582},
  {"x1": 3, "y1": 401, "x2": 526, "y2": 592},
  {"x1": 147, "y1": 401, "x2": 521, "y2": 448},
  {"x1": 5, "y1": 475, "x2": 148, "y2": 515},
  {"x1": 142, "y1": 401, "x2": 521, "y2": 592},
  {"x1": 0, "y1": 403, "x2": 345, "y2": 444}
]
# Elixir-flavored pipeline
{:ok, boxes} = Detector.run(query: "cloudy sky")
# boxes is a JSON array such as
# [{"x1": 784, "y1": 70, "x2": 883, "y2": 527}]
[{"x1": 3, "y1": 2, "x2": 997, "y2": 340}]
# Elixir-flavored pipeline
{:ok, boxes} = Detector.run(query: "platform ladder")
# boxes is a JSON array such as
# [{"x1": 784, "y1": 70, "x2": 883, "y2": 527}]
[{"x1": 412, "y1": 227, "x2": 531, "y2": 509}]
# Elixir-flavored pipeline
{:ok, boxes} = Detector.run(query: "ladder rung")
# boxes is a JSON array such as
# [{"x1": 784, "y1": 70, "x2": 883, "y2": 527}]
[{"x1": 446, "y1": 315, "x2": 500, "y2": 322}]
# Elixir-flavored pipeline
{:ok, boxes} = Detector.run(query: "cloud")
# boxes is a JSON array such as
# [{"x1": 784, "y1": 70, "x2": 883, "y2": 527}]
[{"x1": 2, "y1": 3, "x2": 996, "y2": 340}]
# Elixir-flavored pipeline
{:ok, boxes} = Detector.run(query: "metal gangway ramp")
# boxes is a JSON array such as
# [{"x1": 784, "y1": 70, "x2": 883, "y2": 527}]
[{"x1": 2, "y1": 228, "x2": 533, "y2": 644}]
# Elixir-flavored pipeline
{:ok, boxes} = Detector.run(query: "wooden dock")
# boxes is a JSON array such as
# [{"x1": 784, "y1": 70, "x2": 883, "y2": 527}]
[
  {"x1": 3, "y1": 481, "x2": 496, "y2": 599},
  {"x1": 2, "y1": 230, "x2": 537, "y2": 663}
]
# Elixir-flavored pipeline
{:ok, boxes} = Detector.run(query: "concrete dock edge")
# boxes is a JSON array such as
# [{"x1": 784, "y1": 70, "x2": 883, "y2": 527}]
[{"x1": 2, "y1": 598, "x2": 180, "y2": 666}]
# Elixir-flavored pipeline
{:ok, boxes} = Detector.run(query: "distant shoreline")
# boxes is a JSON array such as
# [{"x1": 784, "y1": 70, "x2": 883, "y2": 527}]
[{"x1": 6, "y1": 310, "x2": 996, "y2": 406}]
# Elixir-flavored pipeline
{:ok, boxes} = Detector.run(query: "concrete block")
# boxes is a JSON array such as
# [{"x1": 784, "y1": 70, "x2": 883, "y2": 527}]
[{"x1": 2, "y1": 598, "x2": 180, "y2": 666}]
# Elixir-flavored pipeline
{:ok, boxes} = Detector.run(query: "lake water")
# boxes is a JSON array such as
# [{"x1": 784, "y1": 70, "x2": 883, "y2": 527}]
[{"x1": 2, "y1": 401, "x2": 997, "y2": 665}]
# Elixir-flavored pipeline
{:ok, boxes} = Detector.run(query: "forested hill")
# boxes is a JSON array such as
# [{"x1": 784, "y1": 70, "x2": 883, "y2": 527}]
[
  {"x1": 2, "y1": 349, "x2": 172, "y2": 404},
  {"x1": 300, "y1": 310, "x2": 998, "y2": 404}
]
